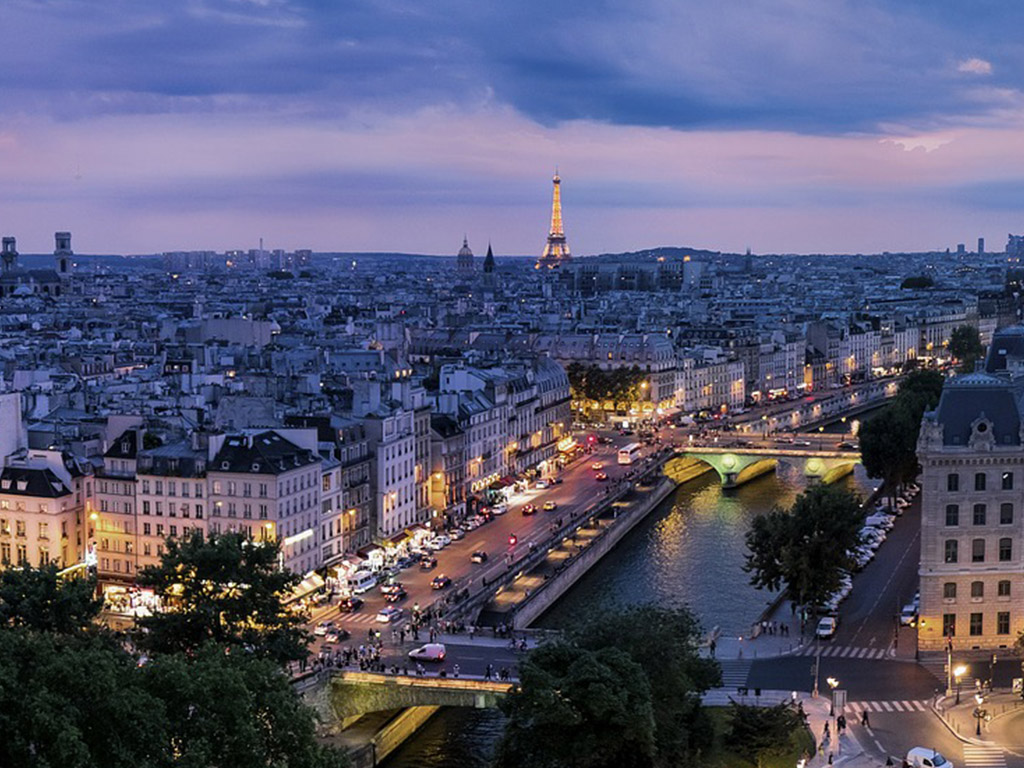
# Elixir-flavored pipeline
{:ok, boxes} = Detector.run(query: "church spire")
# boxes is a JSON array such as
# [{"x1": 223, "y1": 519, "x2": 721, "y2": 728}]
[{"x1": 536, "y1": 171, "x2": 571, "y2": 269}]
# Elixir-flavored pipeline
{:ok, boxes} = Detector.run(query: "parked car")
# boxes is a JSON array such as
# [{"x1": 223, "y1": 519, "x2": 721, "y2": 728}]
[
  {"x1": 900, "y1": 604, "x2": 918, "y2": 627},
  {"x1": 375, "y1": 606, "x2": 403, "y2": 623},
  {"x1": 450, "y1": 528, "x2": 465, "y2": 540},
  {"x1": 431, "y1": 575, "x2": 452, "y2": 590},
  {"x1": 338, "y1": 596, "x2": 364, "y2": 613},
  {"x1": 815, "y1": 616, "x2": 838, "y2": 639},
  {"x1": 471, "y1": 550, "x2": 488, "y2": 564},
  {"x1": 522, "y1": 504, "x2": 537, "y2": 516},
  {"x1": 420, "y1": 556, "x2": 438, "y2": 570},
  {"x1": 905, "y1": 748, "x2": 953, "y2": 768},
  {"x1": 543, "y1": 501, "x2": 558, "y2": 511},
  {"x1": 408, "y1": 643, "x2": 446, "y2": 662}
]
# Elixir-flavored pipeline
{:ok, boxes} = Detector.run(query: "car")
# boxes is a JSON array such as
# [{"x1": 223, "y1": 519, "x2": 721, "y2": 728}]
[
  {"x1": 553, "y1": 477, "x2": 564, "y2": 484},
  {"x1": 323, "y1": 628, "x2": 349, "y2": 644},
  {"x1": 591, "y1": 462, "x2": 604, "y2": 470},
  {"x1": 384, "y1": 588, "x2": 407, "y2": 603},
  {"x1": 900, "y1": 604, "x2": 918, "y2": 627},
  {"x1": 431, "y1": 575, "x2": 452, "y2": 590},
  {"x1": 375, "y1": 606, "x2": 403, "y2": 623},
  {"x1": 471, "y1": 550, "x2": 488, "y2": 564},
  {"x1": 420, "y1": 556, "x2": 438, "y2": 570},
  {"x1": 408, "y1": 643, "x2": 446, "y2": 662},
  {"x1": 314, "y1": 620, "x2": 335, "y2": 637},
  {"x1": 595, "y1": 472, "x2": 608, "y2": 481},
  {"x1": 905, "y1": 747, "x2": 953, "y2": 768},
  {"x1": 338, "y1": 596, "x2": 363, "y2": 613},
  {"x1": 434, "y1": 534, "x2": 452, "y2": 547},
  {"x1": 522, "y1": 504, "x2": 537, "y2": 516},
  {"x1": 815, "y1": 616, "x2": 837, "y2": 639},
  {"x1": 380, "y1": 581, "x2": 404, "y2": 594},
  {"x1": 793, "y1": 440, "x2": 812, "y2": 446},
  {"x1": 450, "y1": 528, "x2": 465, "y2": 540},
  {"x1": 543, "y1": 501, "x2": 558, "y2": 511},
  {"x1": 535, "y1": 479, "x2": 549, "y2": 489},
  {"x1": 491, "y1": 504, "x2": 508, "y2": 516},
  {"x1": 464, "y1": 518, "x2": 481, "y2": 531},
  {"x1": 396, "y1": 555, "x2": 418, "y2": 569}
]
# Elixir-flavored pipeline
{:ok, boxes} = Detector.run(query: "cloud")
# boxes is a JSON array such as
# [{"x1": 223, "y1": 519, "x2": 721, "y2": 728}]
[{"x1": 958, "y1": 57, "x2": 993, "y2": 75}]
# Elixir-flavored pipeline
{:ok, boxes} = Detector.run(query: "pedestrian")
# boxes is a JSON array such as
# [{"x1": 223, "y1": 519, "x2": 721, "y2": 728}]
[
  {"x1": 709, "y1": 638, "x2": 717, "y2": 658},
  {"x1": 823, "y1": 721, "x2": 830, "y2": 739},
  {"x1": 828, "y1": 752, "x2": 834, "y2": 766},
  {"x1": 861, "y1": 710, "x2": 870, "y2": 728},
  {"x1": 837, "y1": 714, "x2": 846, "y2": 734}
]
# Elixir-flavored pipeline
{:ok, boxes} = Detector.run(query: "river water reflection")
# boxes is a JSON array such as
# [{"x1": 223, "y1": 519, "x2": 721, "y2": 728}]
[{"x1": 384, "y1": 463, "x2": 876, "y2": 767}]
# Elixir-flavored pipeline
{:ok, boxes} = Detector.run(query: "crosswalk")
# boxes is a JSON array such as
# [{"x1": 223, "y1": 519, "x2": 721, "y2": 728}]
[
  {"x1": 718, "y1": 659, "x2": 751, "y2": 688},
  {"x1": 844, "y1": 699, "x2": 929, "y2": 713},
  {"x1": 790, "y1": 644, "x2": 891, "y2": 660},
  {"x1": 962, "y1": 745, "x2": 1007, "y2": 768}
]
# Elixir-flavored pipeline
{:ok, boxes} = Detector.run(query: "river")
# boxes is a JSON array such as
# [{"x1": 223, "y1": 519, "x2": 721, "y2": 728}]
[{"x1": 383, "y1": 459, "x2": 878, "y2": 767}]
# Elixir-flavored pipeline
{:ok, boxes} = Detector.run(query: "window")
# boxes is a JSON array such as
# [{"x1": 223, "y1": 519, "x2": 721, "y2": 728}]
[
  {"x1": 15, "y1": 520, "x2": 24, "y2": 537},
  {"x1": 945, "y1": 539, "x2": 959, "y2": 563},
  {"x1": 947, "y1": 473, "x2": 960, "y2": 492},
  {"x1": 1001, "y1": 503, "x2": 1014, "y2": 525},
  {"x1": 168, "y1": 503, "x2": 176, "y2": 518},
  {"x1": 943, "y1": 582, "x2": 957, "y2": 599},
  {"x1": 0, "y1": 542, "x2": 8, "y2": 563},
  {"x1": 167, "y1": 481, "x2": 176, "y2": 497},
  {"x1": 975, "y1": 472, "x2": 987, "y2": 491},
  {"x1": 1003, "y1": 472, "x2": 1014, "y2": 490},
  {"x1": 943, "y1": 612, "x2": 957, "y2": 637},
  {"x1": 973, "y1": 504, "x2": 987, "y2": 526},
  {"x1": 142, "y1": 500, "x2": 150, "y2": 515},
  {"x1": 141, "y1": 480, "x2": 150, "y2": 494},
  {"x1": 143, "y1": 523, "x2": 151, "y2": 536},
  {"x1": 945, "y1": 505, "x2": 960, "y2": 526},
  {"x1": 155, "y1": 502, "x2": 162, "y2": 516},
  {"x1": 38, "y1": 522, "x2": 48, "y2": 540},
  {"x1": 998, "y1": 580, "x2": 1011, "y2": 597},
  {"x1": 195, "y1": 504, "x2": 203, "y2": 519},
  {"x1": 971, "y1": 581, "x2": 984, "y2": 598},
  {"x1": 969, "y1": 613, "x2": 983, "y2": 636},
  {"x1": 156, "y1": 524, "x2": 164, "y2": 537},
  {"x1": 972, "y1": 539, "x2": 985, "y2": 562},
  {"x1": 212, "y1": 481, "x2": 222, "y2": 494},
  {"x1": 999, "y1": 537, "x2": 1013, "y2": 562},
  {"x1": 997, "y1": 612, "x2": 1010, "y2": 635}
]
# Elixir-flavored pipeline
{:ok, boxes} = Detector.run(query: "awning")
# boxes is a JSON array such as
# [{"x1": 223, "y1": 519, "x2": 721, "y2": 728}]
[
  {"x1": 356, "y1": 545, "x2": 382, "y2": 559},
  {"x1": 387, "y1": 531, "x2": 411, "y2": 546},
  {"x1": 285, "y1": 572, "x2": 324, "y2": 604}
]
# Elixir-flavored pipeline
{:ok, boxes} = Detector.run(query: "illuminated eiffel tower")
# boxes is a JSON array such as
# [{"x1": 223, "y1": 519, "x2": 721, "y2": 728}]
[{"x1": 536, "y1": 171, "x2": 571, "y2": 269}]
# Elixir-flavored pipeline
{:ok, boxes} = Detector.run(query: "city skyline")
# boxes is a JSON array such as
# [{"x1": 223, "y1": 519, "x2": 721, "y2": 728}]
[{"x1": 4, "y1": 1, "x2": 1024, "y2": 255}]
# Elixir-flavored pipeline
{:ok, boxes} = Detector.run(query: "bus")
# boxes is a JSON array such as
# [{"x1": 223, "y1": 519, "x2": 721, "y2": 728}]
[{"x1": 617, "y1": 443, "x2": 641, "y2": 465}]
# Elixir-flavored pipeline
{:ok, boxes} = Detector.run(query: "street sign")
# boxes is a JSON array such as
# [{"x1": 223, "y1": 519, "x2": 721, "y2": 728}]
[
  {"x1": 833, "y1": 689, "x2": 847, "y2": 713},
  {"x1": 1012, "y1": 678, "x2": 1022, "y2": 695}
]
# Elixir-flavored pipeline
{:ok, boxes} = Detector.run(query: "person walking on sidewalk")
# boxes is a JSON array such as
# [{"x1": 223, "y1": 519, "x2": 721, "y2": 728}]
[{"x1": 860, "y1": 709, "x2": 870, "y2": 728}]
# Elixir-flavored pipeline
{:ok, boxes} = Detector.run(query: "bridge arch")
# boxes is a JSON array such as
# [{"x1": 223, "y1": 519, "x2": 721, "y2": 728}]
[{"x1": 677, "y1": 449, "x2": 861, "y2": 489}]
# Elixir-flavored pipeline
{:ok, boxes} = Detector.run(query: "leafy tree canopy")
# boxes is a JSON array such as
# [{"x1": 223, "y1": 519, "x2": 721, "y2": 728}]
[
  {"x1": 728, "y1": 700, "x2": 806, "y2": 768},
  {"x1": 136, "y1": 531, "x2": 309, "y2": 664},
  {"x1": 949, "y1": 324, "x2": 985, "y2": 373},
  {"x1": 0, "y1": 563, "x2": 102, "y2": 635},
  {"x1": 900, "y1": 275, "x2": 934, "y2": 289},
  {"x1": 496, "y1": 641, "x2": 657, "y2": 768},
  {"x1": 745, "y1": 485, "x2": 864, "y2": 611}
]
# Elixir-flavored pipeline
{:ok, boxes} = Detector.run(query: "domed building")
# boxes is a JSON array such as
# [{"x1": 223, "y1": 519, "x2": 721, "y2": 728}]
[{"x1": 456, "y1": 237, "x2": 474, "y2": 274}]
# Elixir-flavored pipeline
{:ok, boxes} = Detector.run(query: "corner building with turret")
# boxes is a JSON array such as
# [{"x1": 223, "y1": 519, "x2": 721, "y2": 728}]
[{"x1": 917, "y1": 325, "x2": 1024, "y2": 653}]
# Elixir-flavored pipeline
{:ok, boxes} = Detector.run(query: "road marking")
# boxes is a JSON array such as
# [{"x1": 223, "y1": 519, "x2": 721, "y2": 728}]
[
  {"x1": 848, "y1": 519, "x2": 920, "y2": 648},
  {"x1": 880, "y1": 701, "x2": 893, "y2": 711},
  {"x1": 962, "y1": 744, "x2": 1007, "y2": 768},
  {"x1": 891, "y1": 701, "x2": 905, "y2": 711}
]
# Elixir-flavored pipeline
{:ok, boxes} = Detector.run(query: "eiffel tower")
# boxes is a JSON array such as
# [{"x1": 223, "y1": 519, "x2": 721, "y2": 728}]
[{"x1": 536, "y1": 171, "x2": 572, "y2": 269}]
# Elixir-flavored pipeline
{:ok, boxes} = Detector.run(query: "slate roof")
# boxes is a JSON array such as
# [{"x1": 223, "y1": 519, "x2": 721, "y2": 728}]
[
  {"x1": 0, "y1": 467, "x2": 71, "y2": 498},
  {"x1": 211, "y1": 431, "x2": 319, "y2": 475},
  {"x1": 933, "y1": 372, "x2": 1023, "y2": 447},
  {"x1": 985, "y1": 325, "x2": 1024, "y2": 373}
]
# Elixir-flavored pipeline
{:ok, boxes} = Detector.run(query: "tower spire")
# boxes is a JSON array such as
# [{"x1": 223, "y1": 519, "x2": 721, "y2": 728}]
[{"x1": 537, "y1": 170, "x2": 571, "y2": 269}]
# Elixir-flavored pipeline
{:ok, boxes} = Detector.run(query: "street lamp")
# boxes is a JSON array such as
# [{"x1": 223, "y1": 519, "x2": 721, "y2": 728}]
[
  {"x1": 827, "y1": 677, "x2": 839, "y2": 716},
  {"x1": 953, "y1": 665, "x2": 967, "y2": 705},
  {"x1": 974, "y1": 693, "x2": 985, "y2": 736}
]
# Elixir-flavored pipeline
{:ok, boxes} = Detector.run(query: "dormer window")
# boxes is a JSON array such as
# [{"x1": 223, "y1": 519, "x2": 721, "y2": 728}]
[
  {"x1": 251, "y1": 463, "x2": 261, "y2": 472},
  {"x1": 221, "y1": 461, "x2": 230, "y2": 470}
]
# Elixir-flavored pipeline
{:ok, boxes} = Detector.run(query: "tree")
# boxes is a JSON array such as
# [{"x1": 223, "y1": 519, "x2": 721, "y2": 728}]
[
  {"x1": 136, "y1": 531, "x2": 309, "y2": 665},
  {"x1": 898, "y1": 368, "x2": 946, "y2": 410},
  {"x1": 949, "y1": 324, "x2": 985, "y2": 373},
  {"x1": 744, "y1": 485, "x2": 865, "y2": 612},
  {"x1": 728, "y1": 701, "x2": 805, "y2": 768},
  {"x1": 142, "y1": 645, "x2": 349, "y2": 768},
  {"x1": 565, "y1": 605, "x2": 721, "y2": 762},
  {"x1": 0, "y1": 563, "x2": 102, "y2": 634},
  {"x1": 900, "y1": 275, "x2": 934, "y2": 289},
  {"x1": 496, "y1": 642, "x2": 657, "y2": 768}
]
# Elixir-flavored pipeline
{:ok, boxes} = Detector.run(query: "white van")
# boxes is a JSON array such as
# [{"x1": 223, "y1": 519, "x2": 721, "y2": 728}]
[
  {"x1": 906, "y1": 748, "x2": 953, "y2": 768},
  {"x1": 350, "y1": 571, "x2": 377, "y2": 594}
]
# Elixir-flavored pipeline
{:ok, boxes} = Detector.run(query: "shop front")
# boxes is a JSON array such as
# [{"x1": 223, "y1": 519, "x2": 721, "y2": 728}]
[{"x1": 102, "y1": 583, "x2": 160, "y2": 618}]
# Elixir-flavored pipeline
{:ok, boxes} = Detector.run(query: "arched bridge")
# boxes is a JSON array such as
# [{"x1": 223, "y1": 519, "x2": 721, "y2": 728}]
[
  {"x1": 666, "y1": 447, "x2": 860, "y2": 489},
  {"x1": 311, "y1": 671, "x2": 513, "y2": 723}
]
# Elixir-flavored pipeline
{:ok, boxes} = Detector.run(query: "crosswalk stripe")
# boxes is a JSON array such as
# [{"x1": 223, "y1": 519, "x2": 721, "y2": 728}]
[
  {"x1": 963, "y1": 744, "x2": 1007, "y2": 768},
  {"x1": 857, "y1": 648, "x2": 870, "y2": 658},
  {"x1": 912, "y1": 700, "x2": 926, "y2": 711},
  {"x1": 880, "y1": 701, "x2": 893, "y2": 711},
  {"x1": 891, "y1": 701, "x2": 905, "y2": 711},
  {"x1": 840, "y1": 646, "x2": 853, "y2": 657}
]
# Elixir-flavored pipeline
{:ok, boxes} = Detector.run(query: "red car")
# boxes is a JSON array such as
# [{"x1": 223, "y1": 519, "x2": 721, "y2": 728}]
[
  {"x1": 522, "y1": 504, "x2": 537, "y2": 516},
  {"x1": 595, "y1": 472, "x2": 608, "y2": 481}
]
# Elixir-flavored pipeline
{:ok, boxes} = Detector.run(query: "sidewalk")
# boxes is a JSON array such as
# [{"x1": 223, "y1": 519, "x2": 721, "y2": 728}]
[
  {"x1": 702, "y1": 598, "x2": 809, "y2": 660},
  {"x1": 934, "y1": 689, "x2": 1024, "y2": 747}
]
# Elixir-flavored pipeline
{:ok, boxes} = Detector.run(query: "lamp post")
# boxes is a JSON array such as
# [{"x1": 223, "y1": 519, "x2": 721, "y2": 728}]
[
  {"x1": 953, "y1": 665, "x2": 967, "y2": 705},
  {"x1": 827, "y1": 677, "x2": 839, "y2": 716},
  {"x1": 974, "y1": 693, "x2": 985, "y2": 736}
]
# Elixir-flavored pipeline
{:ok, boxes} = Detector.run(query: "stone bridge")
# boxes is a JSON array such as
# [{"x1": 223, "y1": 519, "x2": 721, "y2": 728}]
[
  {"x1": 310, "y1": 671, "x2": 513, "y2": 725},
  {"x1": 667, "y1": 448, "x2": 860, "y2": 489}
]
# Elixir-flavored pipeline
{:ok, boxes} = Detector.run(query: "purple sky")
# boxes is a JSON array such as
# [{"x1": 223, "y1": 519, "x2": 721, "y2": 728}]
[{"x1": 2, "y1": 0, "x2": 1024, "y2": 256}]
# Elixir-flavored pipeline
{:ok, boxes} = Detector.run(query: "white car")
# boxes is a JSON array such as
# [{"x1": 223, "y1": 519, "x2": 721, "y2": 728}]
[
  {"x1": 375, "y1": 606, "x2": 403, "y2": 624},
  {"x1": 906, "y1": 748, "x2": 953, "y2": 768},
  {"x1": 450, "y1": 528, "x2": 465, "y2": 540},
  {"x1": 408, "y1": 643, "x2": 446, "y2": 662},
  {"x1": 535, "y1": 479, "x2": 549, "y2": 489},
  {"x1": 492, "y1": 504, "x2": 508, "y2": 515},
  {"x1": 900, "y1": 604, "x2": 918, "y2": 626},
  {"x1": 864, "y1": 513, "x2": 895, "y2": 531},
  {"x1": 816, "y1": 616, "x2": 837, "y2": 639}
]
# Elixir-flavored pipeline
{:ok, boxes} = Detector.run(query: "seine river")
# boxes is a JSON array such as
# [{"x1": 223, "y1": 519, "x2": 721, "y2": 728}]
[{"x1": 383, "y1": 456, "x2": 877, "y2": 767}]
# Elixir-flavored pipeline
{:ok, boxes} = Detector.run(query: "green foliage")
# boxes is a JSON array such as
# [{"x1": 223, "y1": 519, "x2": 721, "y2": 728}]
[
  {"x1": 728, "y1": 701, "x2": 806, "y2": 768},
  {"x1": 566, "y1": 363, "x2": 647, "y2": 412},
  {"x1": 496, "y1": 641, "x2": 657, "y2": 768},
  {"x1": 143, "y1": 431, "x2": 163, "y2": 450},
  {"x1": 900, "y1": 275, "x2": 933, "y2": 289},
  {"x1": 744, "y1": 485, "x2": 865, "y2": 611},
  {"x1": 136, "y1": 531, "x2": 309, "y2": 665},
  {"x1": 565, "y1": 604, "x2": 722, "y2": 761},
  {"x1": 0, "y1": 563, "x2": 102, "y2": 634},
  {"x1": 860, "y1": 368, "x2": 945, "y2": 492},
  {"x1": 949, "y1": 324, "x2": 985, "y2": 373}
]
